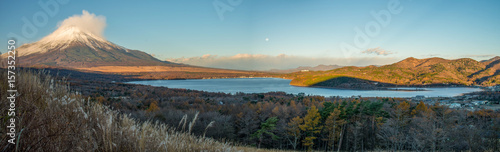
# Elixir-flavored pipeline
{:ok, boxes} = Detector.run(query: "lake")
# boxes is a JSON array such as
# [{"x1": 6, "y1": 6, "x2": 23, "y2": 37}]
[{"x1": 128, "y1": 78, "x2": 483, "y2": 97}]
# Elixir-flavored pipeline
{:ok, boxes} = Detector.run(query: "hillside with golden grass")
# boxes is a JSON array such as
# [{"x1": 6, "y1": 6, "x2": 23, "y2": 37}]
[{"x1": 287, "y1": 57, "x2": 500, "y2": 89}]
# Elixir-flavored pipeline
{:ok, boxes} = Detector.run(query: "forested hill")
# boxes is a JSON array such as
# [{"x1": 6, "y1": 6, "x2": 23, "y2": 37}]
[{"x1": 288, "y1": 57, "x2": 500, "y2": 89}]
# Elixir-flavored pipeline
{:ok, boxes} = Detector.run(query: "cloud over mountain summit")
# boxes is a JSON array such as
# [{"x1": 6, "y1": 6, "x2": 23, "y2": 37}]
[{"x1": 57, "y1": 10, "x2": 107, "y2": 38}]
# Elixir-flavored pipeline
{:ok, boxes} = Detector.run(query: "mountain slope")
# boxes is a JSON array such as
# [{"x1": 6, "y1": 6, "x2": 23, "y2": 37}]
[
  {"x1": 288, "y1": 57, "x2": 500, "y2": 88},
  {"x1": 3, "y1": 26, "x2": 173, "y2": 68},
  {"x1": 471, "y1": 57, "x2": 500, "y2": 85}
]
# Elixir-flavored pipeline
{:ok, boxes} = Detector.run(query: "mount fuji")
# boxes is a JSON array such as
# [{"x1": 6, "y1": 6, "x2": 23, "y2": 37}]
[
  {"x1": 3, "y1": 25, "x2": 173, "y2": 68},
  {"x1": 0, "y1": 10, "x2": 264, "y2": 80}
]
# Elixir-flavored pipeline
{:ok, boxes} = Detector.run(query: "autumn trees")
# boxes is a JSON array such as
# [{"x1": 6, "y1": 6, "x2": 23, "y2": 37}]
[
  {"x1": 320, "y1": 99, "x2": 388, "y2": 151},
  {"x1": 287, "y1": 116, "x2": 302, "y2": 150},
  {"x1": 324, "y1": 107, "x2": 345, "y2": 151},
  {"x1": 74, "y1": 79, "x2": 500, "y2": 151},
  {"x1": 281, "y1": 99, "x2": 391, "y2": 151},
  {"x1": 299, "y1": 105, "x2": 323, "y2": 150}
]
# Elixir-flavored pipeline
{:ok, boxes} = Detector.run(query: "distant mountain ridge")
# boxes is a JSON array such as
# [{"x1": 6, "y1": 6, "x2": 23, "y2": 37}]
[
  {"x1": 288, "y1": 57, "x2": 500, "y2": 89},
  {"x1": 481, "y1": 56, "x2": 500, "y2": 63}
]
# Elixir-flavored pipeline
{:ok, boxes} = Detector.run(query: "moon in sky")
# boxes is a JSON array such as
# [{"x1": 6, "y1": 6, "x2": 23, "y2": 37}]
[{"x1": 265, "y1": 38, "x2": 269, "y2": 42}]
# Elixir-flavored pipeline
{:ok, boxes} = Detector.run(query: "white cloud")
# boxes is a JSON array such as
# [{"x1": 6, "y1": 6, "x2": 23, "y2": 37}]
[
  {"x1": 58, "y1": 10, "x2": 107, "y2": 38},
  {"x1": 362, "y1": 47, "x2": 394, "y2": 56},
  {"x1": 166, "y1": 54, "x2": 400, "y2": 71},
  {"x1": 464, "y1": 54, "x2": 497, "y2": 58}
]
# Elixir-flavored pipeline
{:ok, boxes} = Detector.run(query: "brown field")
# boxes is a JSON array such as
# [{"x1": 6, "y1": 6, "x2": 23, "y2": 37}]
[
  {"x1": 74, "y1": 65, "x2": 276, "y2": 80},
  {"x1": 76, "y1": 66, "x2": 251, "y2": 73}
]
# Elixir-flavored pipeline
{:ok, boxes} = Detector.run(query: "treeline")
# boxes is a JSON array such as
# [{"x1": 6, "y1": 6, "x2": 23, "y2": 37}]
[{"x1": 78, "y1": 80, "x2": 500, "y2": 151}]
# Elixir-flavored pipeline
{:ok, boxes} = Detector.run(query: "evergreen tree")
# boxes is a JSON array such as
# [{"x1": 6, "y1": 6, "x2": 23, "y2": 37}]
[{"x1": 299, "y1": 105, "x2": 322, "y2": 150}]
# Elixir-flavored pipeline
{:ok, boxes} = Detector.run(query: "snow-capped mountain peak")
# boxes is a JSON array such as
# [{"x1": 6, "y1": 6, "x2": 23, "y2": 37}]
[
  {"x1": 1, "y1": 10, "x2": 170, "y2": 68},
  {"x1": 16, "y1": 26, "x2": 123, "y2": 57},
  {"x1": 40, "y1": 26, "x2": 106, "y2": 43}
]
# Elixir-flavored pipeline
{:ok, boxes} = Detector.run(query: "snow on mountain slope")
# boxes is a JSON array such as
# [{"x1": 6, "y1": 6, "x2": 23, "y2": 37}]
[
  {"x1": 0, "y1": 24, "x2": 174, "y2": 68},
  {"x1": 17, "y1": 26, "x2": 124, "y2": 57}
]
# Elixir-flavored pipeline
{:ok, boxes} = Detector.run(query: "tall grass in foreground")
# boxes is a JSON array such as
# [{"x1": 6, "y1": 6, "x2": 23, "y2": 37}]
[{"x1": 0, "y1": 69, "x2": 273, "y2": 152}]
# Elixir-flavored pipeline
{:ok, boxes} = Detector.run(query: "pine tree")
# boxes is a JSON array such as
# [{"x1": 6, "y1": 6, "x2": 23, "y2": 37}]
[
  {"x1": 252, "y1": 117, "x2": 279, "y2": 148},
  {"x1": 299, "y1": 105, "x2": 322, "y2": 151}
]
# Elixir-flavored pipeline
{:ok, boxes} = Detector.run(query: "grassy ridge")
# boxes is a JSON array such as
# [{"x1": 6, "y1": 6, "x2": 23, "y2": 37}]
[{"x1": 287, "y1": 57, "x2": 500, "y2": 88}]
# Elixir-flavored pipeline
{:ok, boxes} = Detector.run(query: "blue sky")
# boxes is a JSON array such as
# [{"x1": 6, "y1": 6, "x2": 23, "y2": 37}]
[{"x1": 1, "y1": 0, "x2": 499, "y2": 69}]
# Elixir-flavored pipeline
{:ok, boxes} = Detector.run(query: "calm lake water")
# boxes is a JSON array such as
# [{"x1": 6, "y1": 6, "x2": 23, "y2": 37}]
[{"x1": 128, "y1": 78, "x2": 483, "y2": 97}]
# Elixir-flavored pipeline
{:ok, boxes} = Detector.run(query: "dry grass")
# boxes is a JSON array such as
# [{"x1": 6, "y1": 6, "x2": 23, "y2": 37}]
[{"x1": 0, "y1": 69, "x2": 284, "y2": 152}]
